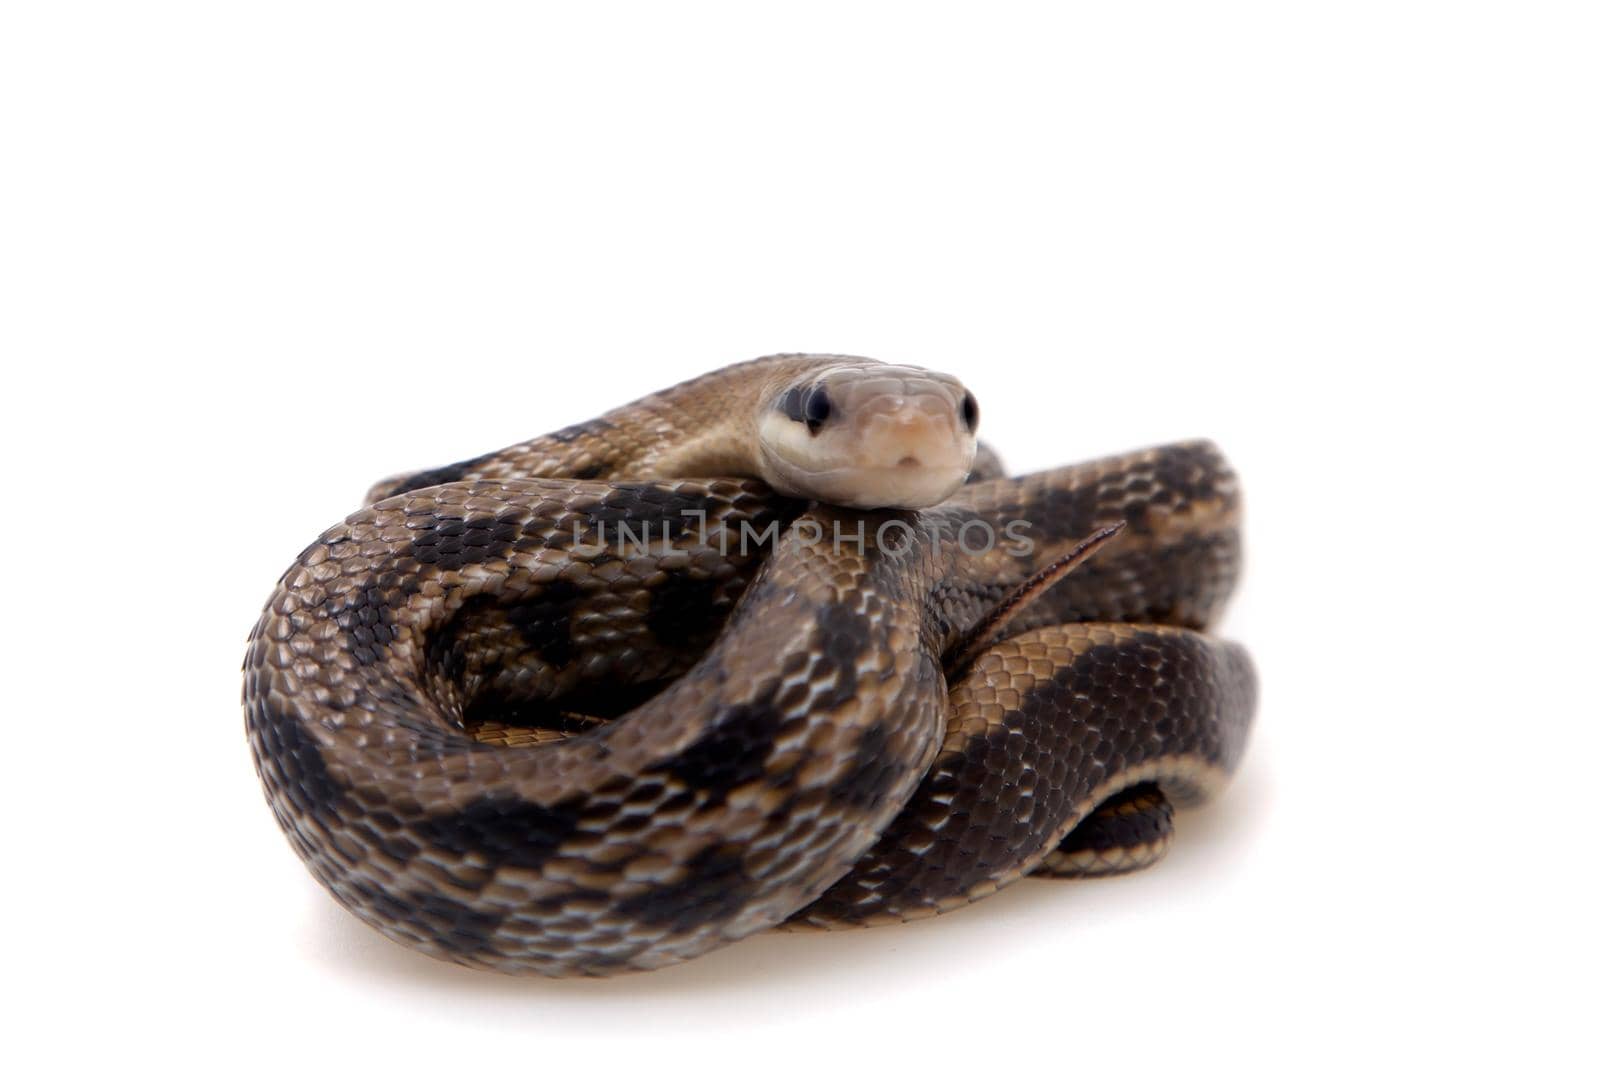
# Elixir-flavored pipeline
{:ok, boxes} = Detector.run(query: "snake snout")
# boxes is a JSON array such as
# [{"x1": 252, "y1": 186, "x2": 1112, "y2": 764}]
[{"x1": 855, "y1": 392, "x2": 963, "y2": 467}]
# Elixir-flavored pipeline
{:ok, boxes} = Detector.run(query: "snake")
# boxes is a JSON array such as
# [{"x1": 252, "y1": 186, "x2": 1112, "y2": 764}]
[{"x1": 244, "y1": 354, "x2": 1256, "y2": 977}]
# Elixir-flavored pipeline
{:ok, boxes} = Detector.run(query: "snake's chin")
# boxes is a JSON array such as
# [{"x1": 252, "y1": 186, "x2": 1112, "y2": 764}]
[{"x1": 766, "y1": 460, "x2": 972, "y2": 510}]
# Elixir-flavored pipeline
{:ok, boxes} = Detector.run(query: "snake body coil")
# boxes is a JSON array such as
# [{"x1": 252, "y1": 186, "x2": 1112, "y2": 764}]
[{"x1": 244, "y1": 355, "x2": 1255, "y2": 976}]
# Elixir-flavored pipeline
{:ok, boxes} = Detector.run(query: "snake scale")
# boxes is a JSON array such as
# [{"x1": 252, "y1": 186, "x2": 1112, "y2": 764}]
[{"x1": 244, "y1": 355, "x2": 1256, "y2": 976}]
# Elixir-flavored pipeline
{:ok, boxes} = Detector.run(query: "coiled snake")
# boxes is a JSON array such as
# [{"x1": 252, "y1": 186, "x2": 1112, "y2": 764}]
[{"x1": 244, "y1": 355, "x2": 1255, "y2": 977}]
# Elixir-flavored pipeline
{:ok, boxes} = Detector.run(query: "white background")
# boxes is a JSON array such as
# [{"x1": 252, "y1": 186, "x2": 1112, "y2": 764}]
[{"x1": 4, "y1": 3, "x2": 1596, "y2": 1064}]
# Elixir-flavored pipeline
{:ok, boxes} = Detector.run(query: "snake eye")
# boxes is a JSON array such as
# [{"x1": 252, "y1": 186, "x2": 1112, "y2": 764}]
[
  {"x1": 778, "y1": 385, "x2": 834, "y2": 434},
  {"x1": 779, "y1": 386, "x2": 807, "y2": 424},
  {"x1": 804, "y1": 387, "x2": 832, "y2": 433},
  {"x1": 960, "y1": 391, "x2": 979, "y2": 433}
]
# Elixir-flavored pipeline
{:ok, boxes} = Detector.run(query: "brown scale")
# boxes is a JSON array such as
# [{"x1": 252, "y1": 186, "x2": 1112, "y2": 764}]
[{"x1": 244, "y1": 355, "x2": 1255, "y2": 976}]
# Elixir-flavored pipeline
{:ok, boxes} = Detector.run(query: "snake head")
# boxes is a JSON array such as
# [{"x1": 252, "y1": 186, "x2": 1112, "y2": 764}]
[{"x1": 757, "y1": 362, "x2": 979, "y2": 509}]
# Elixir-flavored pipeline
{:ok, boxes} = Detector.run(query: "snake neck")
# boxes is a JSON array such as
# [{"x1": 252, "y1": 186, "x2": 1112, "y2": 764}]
[{"x1": 363, "y1": 355, "x2": 879, "y2": 503}]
